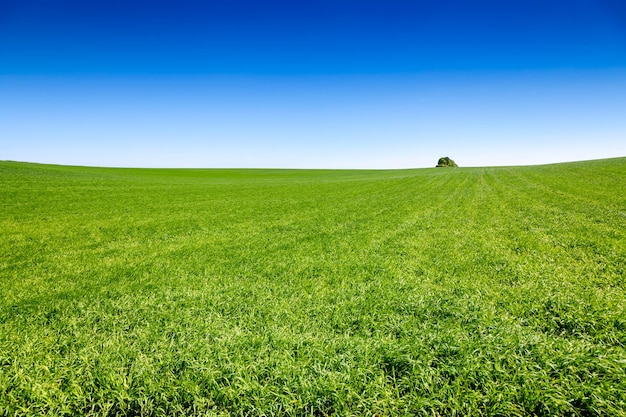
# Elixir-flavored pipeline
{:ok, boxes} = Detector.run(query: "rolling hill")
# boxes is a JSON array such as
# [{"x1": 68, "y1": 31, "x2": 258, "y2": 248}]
[{"x1": 1, "y1": 158, "x2": 625, "y2": 416}]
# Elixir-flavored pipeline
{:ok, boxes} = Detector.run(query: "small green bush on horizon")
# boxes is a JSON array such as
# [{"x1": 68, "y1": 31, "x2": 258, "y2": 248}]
[{"x1": 436, "y1": 156, "x2": 458, "y2": 167}]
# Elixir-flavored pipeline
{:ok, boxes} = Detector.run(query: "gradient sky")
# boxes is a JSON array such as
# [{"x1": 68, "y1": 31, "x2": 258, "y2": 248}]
[{"x1": 2, "y1": 0, "x2": 625, "y2": 168}]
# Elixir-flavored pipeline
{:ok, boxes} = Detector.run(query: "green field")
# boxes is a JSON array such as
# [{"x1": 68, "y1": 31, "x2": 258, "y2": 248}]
[{"x1": 1, "y1": 158, "x2": 625, "y2": 416}]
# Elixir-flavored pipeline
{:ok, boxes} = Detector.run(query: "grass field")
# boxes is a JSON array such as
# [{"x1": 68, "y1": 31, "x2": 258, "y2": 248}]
[{"x1": 1, "y1": 158, "x2": 625, "y2": 416}]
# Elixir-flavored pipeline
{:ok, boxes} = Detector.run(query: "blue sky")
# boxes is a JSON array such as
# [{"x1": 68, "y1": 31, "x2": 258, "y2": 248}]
[{"x1": 1, "y1": 0, "x2": 625, "y2": 168}]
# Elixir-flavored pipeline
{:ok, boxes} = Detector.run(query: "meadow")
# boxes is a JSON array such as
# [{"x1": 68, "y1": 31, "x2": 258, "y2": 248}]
[{"x1": 1, "y1": 158, "x2": 625, "y2": 416}]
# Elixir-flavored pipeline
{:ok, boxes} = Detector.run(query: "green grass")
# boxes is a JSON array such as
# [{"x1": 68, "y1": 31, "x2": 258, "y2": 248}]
[{"x1": 1, "y1": 158, "x2": 625, "y2": 416}]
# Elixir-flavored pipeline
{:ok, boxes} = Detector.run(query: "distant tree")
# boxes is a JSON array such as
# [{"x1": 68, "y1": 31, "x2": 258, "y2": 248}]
[{"x1": 436, "y1": 157, "x2": 458, "y2": 167}]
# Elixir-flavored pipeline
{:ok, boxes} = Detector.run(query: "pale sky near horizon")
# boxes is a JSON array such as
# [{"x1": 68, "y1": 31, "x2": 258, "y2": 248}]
[{"x1": 1, "y1": 0, "x2": 625, "y2": 168}]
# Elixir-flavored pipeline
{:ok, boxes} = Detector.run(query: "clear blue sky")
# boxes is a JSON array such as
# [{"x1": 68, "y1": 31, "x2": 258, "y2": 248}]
[{"x1": 2, "y1": 0, "x2": 625, "y2": 168}]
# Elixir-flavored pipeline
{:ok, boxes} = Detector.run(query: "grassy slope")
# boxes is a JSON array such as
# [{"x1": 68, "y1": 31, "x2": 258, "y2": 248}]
[{"x1": 1, "y1": 159, "x2": 625, "y2": 416}]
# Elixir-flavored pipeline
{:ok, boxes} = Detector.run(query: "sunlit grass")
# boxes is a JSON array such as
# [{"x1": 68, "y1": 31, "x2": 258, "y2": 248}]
[{"x1": 1, "y1": 158, "x2": 625, "y2": 416}]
